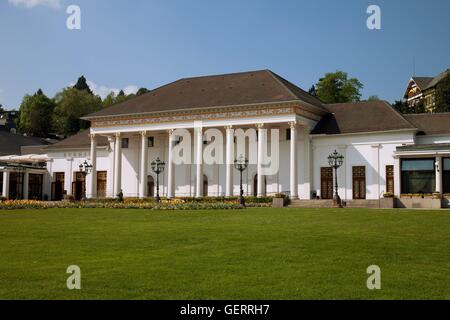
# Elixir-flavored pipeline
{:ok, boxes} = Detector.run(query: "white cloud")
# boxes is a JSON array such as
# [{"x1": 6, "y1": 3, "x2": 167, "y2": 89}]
[
  {"x1": 86, "y1": 81, "x2": 139, "y2": 100},
  {"x1": 8, "y1": 0, "x2": 61, "y2": 9}
]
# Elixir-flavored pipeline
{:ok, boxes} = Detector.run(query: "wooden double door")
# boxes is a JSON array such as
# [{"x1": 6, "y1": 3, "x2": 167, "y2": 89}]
[
  {"x1": 320, "y1": 167, "x2": 334, "y2": 199},
  {"x1": 352, "y1": 166, "x2": 366, "y2": 199}
]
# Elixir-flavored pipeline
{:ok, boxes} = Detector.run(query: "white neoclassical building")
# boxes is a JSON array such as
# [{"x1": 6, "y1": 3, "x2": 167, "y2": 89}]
[{"x1": 2, "y1": 70, "x2": 450, "y2": 207}]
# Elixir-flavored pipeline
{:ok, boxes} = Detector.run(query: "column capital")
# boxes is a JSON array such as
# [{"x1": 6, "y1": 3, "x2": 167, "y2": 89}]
[
  {"x1": 140, "y1": 130, "x2": 148, "y2": 138},
  {"x1": 225, "y1": 125, "x2": 233, "y2": 130},
  {"x1": 167, "y1": 129, "x2": 174, "y2": 136},
  {"x1": 288, "y1": 121, "x2": 297, "y2": 129},
  {"x1": 114, "y1": 132, "x2": 121, "y2": 139},
  {"x1": 256, "y1": 123, "x2": 265, "y2": 129},
  {"x1": 90, "y1": 133, "x2": 96, "y2": 141}
]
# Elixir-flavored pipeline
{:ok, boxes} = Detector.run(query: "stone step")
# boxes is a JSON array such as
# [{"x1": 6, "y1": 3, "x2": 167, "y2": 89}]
[
  {"x1": 344, "y1": 200, "x2": 380, "y2": 208},
  {"x1": 288, "y1": 200, "x2": 334, "y2": 208}
]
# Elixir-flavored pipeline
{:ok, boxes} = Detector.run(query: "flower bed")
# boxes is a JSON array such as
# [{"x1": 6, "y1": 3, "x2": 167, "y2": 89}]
[{"x1": 0, "y1": 197, "x2": 272, "y2": 210}]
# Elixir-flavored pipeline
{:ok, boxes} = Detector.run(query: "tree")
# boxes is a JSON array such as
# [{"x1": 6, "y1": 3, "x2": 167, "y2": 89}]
[
  {"x1": 308, "y1": 85, "x2": 317, "y2": 97},
  {"x1": 367, "y1": 95, "x2": 381, "y2": 101},
  {"x1": 136, "y1": 87, "x2": 149, "y2": 96},
  {"x1": 434, "y1": 72, "x2": 450, "y2": 113},
  {"x1": 53, "y1": 87, "x2": 102, "y2": 136},
  {"x1": 102, "y1": 92, "x2": 117, "y2": 108},
  {"x1": 18, "y1": 89, "x2": 56, "y2": 137},
  {"x1": 73, "y1": 75, "x2": 93, "y2": 95},
  {"x1": 315, "y1": 71, "x2": 363, "y2": 103},
  {"x1": 0, "y1": 104, "x2": 4, "y2": 112},
  {"x1": 392, "y1": 100, "x2": 410, "y2": 114}
]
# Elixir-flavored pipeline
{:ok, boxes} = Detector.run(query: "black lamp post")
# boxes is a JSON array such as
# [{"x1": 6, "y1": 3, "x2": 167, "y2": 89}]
[
  {"x1": 78, "y1": 160, "x2": 93, "y2": 201},
  {"x1": 328, "y1": 150, "x2": 344, "y2": 208},
  {"x1": 151, "y1": 157, "x2": 165, "y2": 203},
  {"x1": 234, "y1": 155, "x2": 249, "y2": 207}
]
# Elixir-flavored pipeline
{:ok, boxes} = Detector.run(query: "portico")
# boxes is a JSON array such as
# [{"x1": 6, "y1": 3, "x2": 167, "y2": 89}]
[{"x1": 86, "y1": 115, "x2": 317, "y2": 199}]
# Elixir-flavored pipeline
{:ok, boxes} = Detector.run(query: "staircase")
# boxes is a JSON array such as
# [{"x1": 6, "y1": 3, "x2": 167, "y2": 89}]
[
  {"x1": 288, "y1": 200, "x2": 334, "y2": 208},
  {"x1": 288, "y1": 199, "x2": 381, "y2": 209}
]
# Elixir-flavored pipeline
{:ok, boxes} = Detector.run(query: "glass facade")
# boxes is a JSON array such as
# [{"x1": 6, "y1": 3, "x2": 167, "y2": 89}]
[
  {"x1": 401, "y1": 159, "x2": 435, "y2": 194},
  {"x1": 444, "y1": 158, "x2": 450, "y2": 194}
]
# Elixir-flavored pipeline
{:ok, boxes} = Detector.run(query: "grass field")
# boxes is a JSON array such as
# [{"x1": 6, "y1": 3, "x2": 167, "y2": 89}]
[{"x1": 0, "y1": 207, "x2": 449, "y2": 300}]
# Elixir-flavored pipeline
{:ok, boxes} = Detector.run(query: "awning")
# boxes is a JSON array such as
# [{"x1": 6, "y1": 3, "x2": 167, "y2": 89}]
[{"x1": 0, "y1": 154, "x2": 51, "y2": 164}]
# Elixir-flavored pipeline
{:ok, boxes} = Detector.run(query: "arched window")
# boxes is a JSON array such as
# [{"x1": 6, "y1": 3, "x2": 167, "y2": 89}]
[
  {"x1": 203, "y1": 174, "x2": 208, "y2": 197},
  {"x1": 147, "y1": 175, "x2": 155, "y2": 197}
]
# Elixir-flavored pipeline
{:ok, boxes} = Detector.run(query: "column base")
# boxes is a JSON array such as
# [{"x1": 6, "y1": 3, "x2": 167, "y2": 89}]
[{"x1": 332, "y1": 195, "x2": 343, "y2": 208}]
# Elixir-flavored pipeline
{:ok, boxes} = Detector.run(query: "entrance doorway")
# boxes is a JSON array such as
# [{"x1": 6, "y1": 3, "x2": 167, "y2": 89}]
[
  {"x1": 203, "y1": 175, "x2": 208, "y2": 197},
  {"x1": 28, "y1": 174, "x2": 43, "y2": 200},
  {"x1": 147, "y1": 175, "x2": 155, "y2": 197},
  {"x1": 72, "y1": 172, "x2": 85, "y2": 201},
  {"x1": 253, "y1": 175, "x2": 267, "y2": 197},
  {"x1": 52, "y1": 172, "x2": 65, "y2": 201},
  {"x1": 9, "y1": 172, "x2": 24, "y2": 200},
  {"x1": 320, "y1": 167, "x2": 333, "y2": 199},
  {"x1": 352, "y1": 166, "x2": 366, "y2": 199},
  {"x1": 97, "y1": 171, "x2": 107, "y2": 198}
]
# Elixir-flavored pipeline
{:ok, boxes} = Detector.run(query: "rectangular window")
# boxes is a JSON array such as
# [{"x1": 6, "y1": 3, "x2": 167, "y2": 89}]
[
  {"x1": 0, "y1": 171, "x2": 3, "y2": 195},
  {"x1": 121, "y1": 138, "x2": 129, "y2": 149},
  {"x1": 386, "y1": 165, "x2": 394, "y2": 194},
  {"x1": 148, "y1": 137, "x2": 154, "y2": 148},
  {"x1": 286, "y1": 128, "x2": 291, "y2": 141},
  {"x1": 443, "y1": 158, "x2": 450, "y2": 194},
  {"x1": 401, "y1": 159, "x2": 435, "y2": 194}
]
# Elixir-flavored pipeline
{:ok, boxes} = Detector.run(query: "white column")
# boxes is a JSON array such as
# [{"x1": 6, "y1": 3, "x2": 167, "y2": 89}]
[
  {"x1": 2, "y1": 170, "x2": 9, "y2": 199},
  {"x1": 225, "y1": 126, "x2": 234, "y2": 197},
  {"x1": 257, "y1": 123, "x2": 265, "y2": 197},
  {"x1": 23, "y1": 171, "x2": 29, "y2": 200},
  {"x1": 195, "y1": 127, "x2": 203, "y2": 198},
  {"x1": 394, "y1": 157, "x2": 401, "y2": 198},
  {"x1": 89, "y1": 134, "x2": 97, "y2": 199},
  {"x1": 436, "y1": 156, "x2": 442, "y2": 194},
  {"x1": 167, "y1": 130, "x2": 175, "y2": 198},
  {"x1": 139, "y1": 131, "x2": 148, "y2": 199},
  {"x1": 289, "y1": 122, "x2": 298, "y2": 200},
  {"x1": 113, "y1": 133, "x2": 122, "y2": 197}
]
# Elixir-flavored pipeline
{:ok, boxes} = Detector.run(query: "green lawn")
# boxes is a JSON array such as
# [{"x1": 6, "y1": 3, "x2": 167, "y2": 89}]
[{"x1": 0, "y1": 208, "x2": 449, "y2": 300}]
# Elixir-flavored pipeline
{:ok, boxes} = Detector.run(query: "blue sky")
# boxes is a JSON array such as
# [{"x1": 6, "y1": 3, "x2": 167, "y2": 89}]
[{"x1": 1, "y1": 0, "x2": 449, "y2": 109}]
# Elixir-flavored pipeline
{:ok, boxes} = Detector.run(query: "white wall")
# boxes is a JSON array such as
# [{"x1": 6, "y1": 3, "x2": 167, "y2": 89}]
[{"x1": 312, "y1": 131, "x2": 415, "y2": 200}]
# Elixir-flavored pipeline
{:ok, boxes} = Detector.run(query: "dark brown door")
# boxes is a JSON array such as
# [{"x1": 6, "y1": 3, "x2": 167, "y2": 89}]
[
  {"x1": 53, "y1": 172, "x2": 65, "y2": 201},
  {"x1": 97, "y1": 171, "x2": 107, "y2": 198},
  {"x1": 73, "y1": 172, "x2": 85, "y2": 201},
  {"x1": 321, "y1": 167, "x2": 333, "y2": 199},
  {"x1": 147, "y1": 175, "x2": 154, "y2": 197},
  {"x1": 28, "y1": 174, "x2": 43, "y2": 200},
  {"x1": 386, "y1": 165, "x2": 394, "y2": 194},
  {"x1": 353, "y1": 166, "x2": 366, "y2": 199}
]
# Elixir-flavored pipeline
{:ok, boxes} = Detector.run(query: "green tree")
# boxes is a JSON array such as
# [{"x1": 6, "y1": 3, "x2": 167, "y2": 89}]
[
  {"x1": 53, "y1": 88, "x2": 102, "y2": 136},
  {"x1": 102, "y1": 92, "x2": 117, "y2": 108},
  {"x1": 136, "y1": 87, "x2": 149, "y2": 96},
  {"x1": 73, "y1": 75, "x2": 93, "y2": 95},
  {"x1": 434, "y1": 72, "x2": 450, "y2": 113},
  {"x1": 308, "y1": 85, "x2": 317, "y2": 97},
  {"x1": 367, "y1": 95, "x2": 381, "y2": 101},
  {"x1": 315, "y1": 71, "x2": 364, "y2": 103},
  {"x1": 18, "y1": 89, "x2": 56, "y2": 137},
  {"x1": 392, "y1": 100, "x2": 410, "y2": 114}
]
